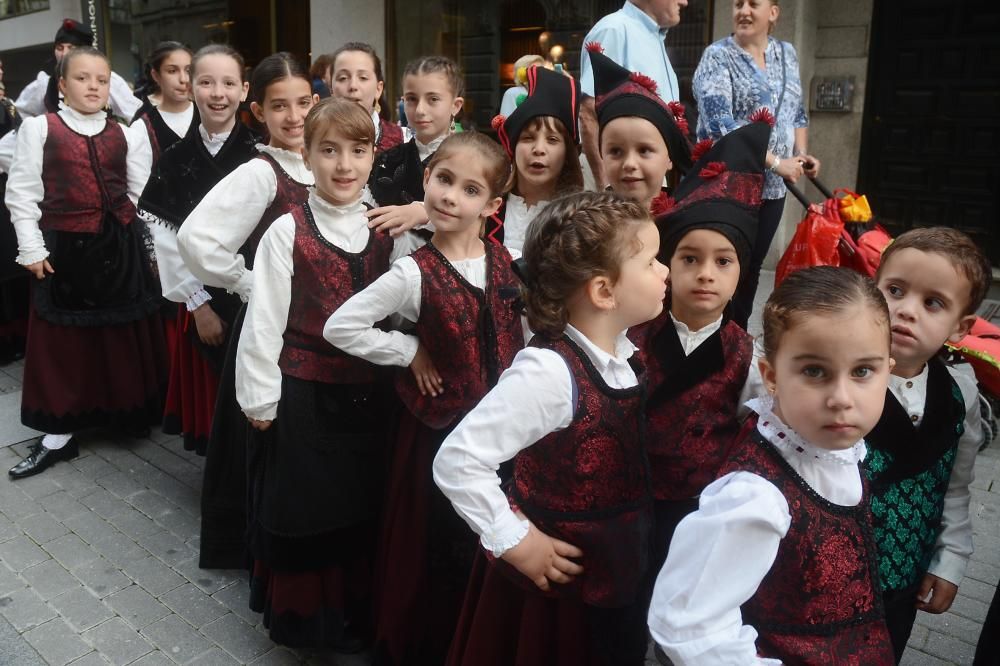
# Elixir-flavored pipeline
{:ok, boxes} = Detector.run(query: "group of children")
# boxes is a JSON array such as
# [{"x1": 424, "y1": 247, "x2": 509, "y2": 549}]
[{"x1": 1, "y1": 22, "x2": 988, "y2": 666}]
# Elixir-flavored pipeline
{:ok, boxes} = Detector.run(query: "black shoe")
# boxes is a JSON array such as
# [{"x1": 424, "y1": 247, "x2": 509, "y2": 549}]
[{"x1": 8, "y1": 437, "x2": 79, "y2": 480}]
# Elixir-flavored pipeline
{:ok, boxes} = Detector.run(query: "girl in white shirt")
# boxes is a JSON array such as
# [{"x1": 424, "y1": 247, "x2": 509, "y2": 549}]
[
  {"x1": 236, "y1": 97, "x2": 416, "y2": 650},
  {"x1": 174, "y1": 52, "x2": 317, "y2": 569},
  {"x1": 648, "y1": 266, "x2": 897, "y2": 665},
  {"x1": 433, "y1": 191, "x2": 668, "y2": 666},
  {"x1": 325, "y1": 131, "x2": 522, "y2": 665},
  {"x1": 485, "y1": 65, "x2": 582, "y2": 253},
  {"x1": 5, "y1": 47, "x2": 166, "y2": 480}
]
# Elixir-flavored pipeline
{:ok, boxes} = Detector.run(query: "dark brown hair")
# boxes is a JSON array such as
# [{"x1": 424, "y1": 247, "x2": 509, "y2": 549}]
[
  {"x1": 309, "y1": 53, "x2": 334, "y2": 81},
  {"x1": 304, "y1": 96, "x2": 376, "y2": 149},
  {"x1": 250, "y1": 52, "x2": 309, "y2": 104},
  {"x1": 192, "y1": 44, "x2": 246, "y2": 81},
  {"x1": 509, "y1": 116, "x2": 584, "y2": 196},
  {"x1": 521, "y1": 191, "x2": 650, "y2": 337},
  {"x1": 426, "y1": 132, "x2": 510, "y2": 199},
  {"x1": 762, "y1": 266, "x2": 890, "y2": 361},
  {"x1": 402, "y1": 55, "x2": 464, "y2": 98},
  {"x1": 330, "y1": 42, "x2": 390, "y2": 120},
  {"x1": 145, "y1": 41, "x2": 192, "y2": 94},
  {"x1": 57, "y1": 46, "x2": 109, "y2": 79},
  {"x1": 876, "y1": 226, "x2": 991, "y2": 316}
]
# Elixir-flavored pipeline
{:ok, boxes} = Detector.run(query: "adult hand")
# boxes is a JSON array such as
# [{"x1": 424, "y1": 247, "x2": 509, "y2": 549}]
[
  {"x1": 916, "y1": 573, "x2": 959, "y2": 614},
  {"x1": 24, "y1": 259, "x2": 54, "y2": 280},
  {"x1": 367, "y1": 202, "x2": 429, "y2": 237},
  {"x1": 798, "y1": 154, "x2": 821, "y2": 179},
  {"x1": 776, "y1": 156, "x2": 804, "y2": 184},
  {"x1": 191, "y1": 304, "x2": 226, "y2": 346},
  {"x1": 501, "y1": 522, "x2": 584, "y2": 591}
]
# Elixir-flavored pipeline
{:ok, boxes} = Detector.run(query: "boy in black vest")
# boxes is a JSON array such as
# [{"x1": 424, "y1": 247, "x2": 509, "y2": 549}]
[{"x1": 867, "y1": 226, "x2": 988, "y2": 662}]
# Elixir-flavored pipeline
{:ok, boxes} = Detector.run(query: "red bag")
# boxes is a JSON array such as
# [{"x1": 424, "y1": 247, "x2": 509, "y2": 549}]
[{"x1": 775, "y1": 198, "x2": 844, "y2": 286}]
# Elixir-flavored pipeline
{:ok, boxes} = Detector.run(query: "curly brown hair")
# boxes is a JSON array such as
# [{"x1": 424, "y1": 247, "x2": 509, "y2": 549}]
[{"x1": 521, "y1": 191, "x2": 650, "y2": 338}]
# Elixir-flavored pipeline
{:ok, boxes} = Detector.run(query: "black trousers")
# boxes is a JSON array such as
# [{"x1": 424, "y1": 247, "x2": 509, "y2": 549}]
[
  {"x1": 975, "y1": 579, "x2": 1000, "y2": 665},
  {"x1": 883, "y1": 585, "x2": 919, "y2": 664},
  {"x1": 733, "y1": 196, "x2": 786, "y2": 330}
]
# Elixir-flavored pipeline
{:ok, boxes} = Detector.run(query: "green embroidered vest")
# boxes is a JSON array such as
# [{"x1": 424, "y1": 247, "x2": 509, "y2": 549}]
[{"x1": 863, "y1": 358, "x2": 965, "y2": 592}]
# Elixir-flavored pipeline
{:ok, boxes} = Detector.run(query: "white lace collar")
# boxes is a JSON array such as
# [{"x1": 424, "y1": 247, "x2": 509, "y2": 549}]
[
  {"x1": 747, "y1": 396, "x2": 867, "y2": 466},
  {"x1": 415, "y1": 133, "x2": 447, "y2": 161}
]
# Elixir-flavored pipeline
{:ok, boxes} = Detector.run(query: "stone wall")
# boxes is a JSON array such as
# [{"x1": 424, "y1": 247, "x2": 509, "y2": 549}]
[{"x1": 310, "y1": 0, "x2": 385, "y2": 65}]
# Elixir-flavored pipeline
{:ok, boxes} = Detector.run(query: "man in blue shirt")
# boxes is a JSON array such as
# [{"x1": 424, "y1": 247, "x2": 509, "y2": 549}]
[{"x1": 580, "y1": 0, "x2": 687, "y2": 188}]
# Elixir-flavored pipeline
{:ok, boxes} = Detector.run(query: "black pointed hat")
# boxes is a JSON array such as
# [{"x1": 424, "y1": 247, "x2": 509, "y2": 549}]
[
  {"x1": 586, "y1": 42, "x2": 692, "y2": 173},
  {"x1": 657, "y1": 112, "x2": 773, "y2": 266},
  {"x1": 54, "y1": 18, "x2": 93, "y2": 47},
  {"x1": 493, "y1": 65, "x2": 581, "y2": 157}
]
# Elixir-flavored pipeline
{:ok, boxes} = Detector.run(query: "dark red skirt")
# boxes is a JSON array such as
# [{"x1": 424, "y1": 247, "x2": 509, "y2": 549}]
[
  {"x1": 21, "y1": 303, "x2": 167, "y2": 433},
  {"x1": 447, "y1": 552, "x2": 649, "y2": 666},
  {"x1": 162, "y1": 306, "x2": 219, "y2": 454},
  {"x1": 250, "y1": 544, "x2": 373, "y2": 649},
  {"x1": 372, "y1": 408, "x2": 478, "y2": 666}
]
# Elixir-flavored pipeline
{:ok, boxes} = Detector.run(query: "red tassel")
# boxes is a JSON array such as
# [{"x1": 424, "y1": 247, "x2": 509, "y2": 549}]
[
  {"x1": 491, "y1": 115, "x2": 506, "y2": 131},
  {"x1": 650, "y1": 193, "x2": 676, "y2": 217},
  {"x1": 749, "y1": 107, "x2": 776, "y2": 128},
  {"x1": 699, "y1": 161, "x2": 727, "y2": 179},
  {"x1": 691, "y1": 138, "x2": 714, "y2": 163},
  {"x1": 628, "y1": 72, "x2": 659, "y2": 95},
  {"x1": 585, "y1": 41, "x2": 605, "y2": 54}
]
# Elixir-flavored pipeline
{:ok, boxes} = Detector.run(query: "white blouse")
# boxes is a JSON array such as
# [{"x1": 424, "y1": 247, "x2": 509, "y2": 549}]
[
  {"x1": 124, "y1": 103, "x2": 194, "y2": 199},
  {"x1": 433, "y1": 325, "x2": 639, "y2": 557},
  {"x1": 671, "y1": 312, "x2": 723, "y2": 356},
  {"x1": 237, "y1": 192, "x2": 423, "y2": 421},
  {"x1": 177, "y1": 144, "x2": 314, "y2": 302},
  {"x1": 415, "y1": 133, "x2": 447, "y2": 162},
  {"x1": 323, "y1": 244, "x2": 510, "y2": 368},
  {"x1": 887, "y1": 363, "x2": 982, "y2": 586},
  {"x1": 648, "y1": 396, "x2": 867, "y2": 666},
  {"x1": 501, "y1": 193, "x2": 548, "y2": 254},
  {"x1": 5, "y1": 107, "x2": 146, "y2": 266}
]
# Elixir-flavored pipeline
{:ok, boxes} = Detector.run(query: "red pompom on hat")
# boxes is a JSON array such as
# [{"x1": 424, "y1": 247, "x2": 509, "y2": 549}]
[
  {"x1": 749, "y1": 107, "x2": 776, "y2": 128},
  {"x1": 54, "y1": 18, "x2": 93, "y2": 48}
]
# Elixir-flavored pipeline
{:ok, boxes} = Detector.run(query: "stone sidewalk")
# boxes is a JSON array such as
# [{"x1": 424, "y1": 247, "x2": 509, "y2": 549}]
[{"x1": 0, "y1": 269, "x2": 995, "y2": 665}]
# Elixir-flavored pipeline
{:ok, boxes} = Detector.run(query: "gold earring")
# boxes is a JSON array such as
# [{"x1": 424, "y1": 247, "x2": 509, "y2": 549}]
[{"x1": 374, "y1": 100, "x2": 381, "y2": 114}]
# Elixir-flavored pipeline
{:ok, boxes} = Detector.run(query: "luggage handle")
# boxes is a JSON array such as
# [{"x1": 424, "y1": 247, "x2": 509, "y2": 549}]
[{"x1": 784, "y1": 172, "x2": 834, "y2": 208}]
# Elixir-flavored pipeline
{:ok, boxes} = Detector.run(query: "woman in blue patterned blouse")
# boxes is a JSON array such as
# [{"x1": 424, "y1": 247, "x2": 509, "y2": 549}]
[{"x1": 692, "y1": 0, "x2": 820, "y2": 329}]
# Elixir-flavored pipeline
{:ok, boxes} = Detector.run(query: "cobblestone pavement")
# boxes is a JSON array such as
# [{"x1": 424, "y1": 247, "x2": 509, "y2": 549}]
[{"x1": 0, "y1": 270, "x2": 995, "y2": 665}]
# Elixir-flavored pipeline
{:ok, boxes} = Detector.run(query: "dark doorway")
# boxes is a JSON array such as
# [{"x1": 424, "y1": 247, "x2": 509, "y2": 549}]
[{"x1": 858, "y1": 1, "x2": 1000, "y2": 263}]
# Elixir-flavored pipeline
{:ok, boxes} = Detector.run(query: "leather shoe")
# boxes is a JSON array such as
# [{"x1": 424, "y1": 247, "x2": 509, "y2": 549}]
[{"x1": 8, "y1": 437, "x2": 79, "y2": 480}]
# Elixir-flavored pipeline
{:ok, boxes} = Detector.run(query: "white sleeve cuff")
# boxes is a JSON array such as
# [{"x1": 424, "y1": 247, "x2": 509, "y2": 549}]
[
  {"x1": 927, "y1": 549, "x2": 969, "y2": 587},
  {"x1": 243, "y1": 403, "x2": 278, "y2": 422},
  {"x1": 185, "y1": 288, "x2": 213, "y2": 312},
  {"x1": 16, "y1": 247, "x2": 49, "y2": 266},
  {"x1": 481, "y1": 516, "x2": 531, "y2": 558},
  {"x1": 233, "y1": 269, "x2": 254, "y2": 302}
]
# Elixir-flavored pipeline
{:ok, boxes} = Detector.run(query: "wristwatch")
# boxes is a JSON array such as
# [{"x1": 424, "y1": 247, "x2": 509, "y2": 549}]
[{"x1": 769, "y1": 156, "x2": 781, "y2": 173}]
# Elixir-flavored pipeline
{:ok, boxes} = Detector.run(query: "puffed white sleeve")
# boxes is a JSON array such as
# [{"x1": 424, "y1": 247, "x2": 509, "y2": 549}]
[
  {"x1": 323, "y1": 256, "x2": 422, "y2": 366},
  {"x1": 125, "y1": 119, "x2": 153, "y2": 205},
  {"x1": 0, "y1": 129, "x2": 16, "y2": 174},
  {"x1": 433, "y1": 347, "x2": 575, "y2": 555},
  {"x1": 738, "y1": 353, "x2": 767, "y2": 420},
  {"x1": 928, "y1": 365, "x2": 983, "y2": 585},
  {"x1": 150, "y1": 223, "x2": 210, "y2": 310},
  {"x1": 4, "y1": 115, "x2": 49, "y2": 265},
  {"x1": 648, "y1": 472, "x2": 790, "y2": 666},
  {"x1": 236, "y1": 214, "x2": 295, "y2": 421},
  {"x1": 109, "y1": 72, "x2": 142, "y2": 122},
  {"x1": 13, "y1": 73, "x2": 47, "y2": 118},
  {"x1": 177, "y1": 158, "x2": 278, "y2": 302}
]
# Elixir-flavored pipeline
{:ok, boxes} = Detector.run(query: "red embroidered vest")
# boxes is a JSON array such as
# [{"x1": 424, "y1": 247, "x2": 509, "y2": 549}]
[
  {"x1": 394, "y1": 242, "x2": 524, "y2": 429},
  {"x1": 240, "y1": 152, "x2": 311, "y2": 269},
  {"x1": 40, "y1": 113, "x2": 135, "y2": 233},
  {"x1": 377, "y1": 116, "x2": 403, "y2": 153},
  {"x1": 718, "y1": 417, "x2": 894, "y2": 665},
  {"x1": 277, "y1": 204, "x2": 393, "y2": 384},
  {"x1": 633, "y1": 314, "x2": 753, "y2": 500},
  {"x1": 499, "y1": 334, "x2": 651, "y2": 608}
]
